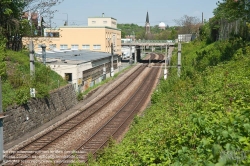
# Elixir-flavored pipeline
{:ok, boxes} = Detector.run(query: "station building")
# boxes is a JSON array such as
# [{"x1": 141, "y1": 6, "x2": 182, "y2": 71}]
[
  {"x1": 36, "y1": 49, "x2": 121, "y2": 92},
  {"x1": 23, "y1": 14, "x2": 123, "y2": 92},
  {"x1": 23, "y1": 14, "x2": 121, "y2": 55}
]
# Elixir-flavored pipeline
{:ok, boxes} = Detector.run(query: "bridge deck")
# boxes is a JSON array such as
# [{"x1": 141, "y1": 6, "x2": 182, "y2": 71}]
[{"x1": 122, "y1": 43, "x2": 175, "y2": 46}]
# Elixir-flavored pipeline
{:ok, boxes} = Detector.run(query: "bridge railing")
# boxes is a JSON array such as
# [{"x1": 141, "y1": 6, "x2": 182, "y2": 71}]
[{"x1": 121, "y1": 40, "x2": 175, "y2": 44}]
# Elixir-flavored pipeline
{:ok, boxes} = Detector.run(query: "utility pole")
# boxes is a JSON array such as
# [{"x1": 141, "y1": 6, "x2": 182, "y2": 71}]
[
  {"x1": 164, "y1": 44, "x2": 168, "y2": 80},
  {"x1": 0, "y1": 77, "x2": 4, "y2": 164},
  {"x1": 41, "y1": 44, "x2": 47, "y2": 64},
  {"x1": 202, "y1": 12, "x2": 204, "y2": 24},
  {"x1": 111, "y1": 43, "x2": 114, "y2": 77},
  {"x1": 103, "y1": 63, "x2": 106, "y2": 80},
  {"x1": 29, "y1": 41, "x2": 35, "y2": 76},
  {"x1": 178, "y1": 42, "x2": 181, "y2": 77},
  {"x1": 62, "y1": 13, "x2": 68, "y2": 26}
]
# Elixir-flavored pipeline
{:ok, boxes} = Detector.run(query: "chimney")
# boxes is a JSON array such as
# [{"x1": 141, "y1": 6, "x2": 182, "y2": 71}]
[{"x1": 102, "y1": 13, "x2": 105, "y2": 17}]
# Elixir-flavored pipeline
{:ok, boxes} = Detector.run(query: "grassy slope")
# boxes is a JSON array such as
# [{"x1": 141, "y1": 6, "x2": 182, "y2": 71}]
[
  {"x1": 81, "y1": 39, "x2": 250, "y2": 166},
  {"x1": 2, "y1": 50, "x2": 67, "y2": 110}
]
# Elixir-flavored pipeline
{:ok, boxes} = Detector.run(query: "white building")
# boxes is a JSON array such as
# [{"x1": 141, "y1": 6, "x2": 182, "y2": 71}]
[
  {"x1": 36, "y1": 50, "x2": 120, "y2": 92},
  {"x1": 159, "y1": 22, "x2": 166, "y2": 30}
]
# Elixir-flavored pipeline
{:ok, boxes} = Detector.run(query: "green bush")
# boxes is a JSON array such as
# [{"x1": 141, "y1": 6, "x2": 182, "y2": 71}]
[
  {"x1": 15, "y1": 86, "x2": 29, "y2": 105},
  {"x1": 86, "y1": 40, "x2": 250, "y2": 165},
  {"x1": 1, "y1": 49, "x2": 67, "y2": 110}
]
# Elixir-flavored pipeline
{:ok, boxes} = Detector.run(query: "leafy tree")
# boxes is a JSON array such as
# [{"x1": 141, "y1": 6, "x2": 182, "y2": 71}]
[
  {"x1": 213, "y1": 0, "x2": 250, "y2": 40},
  {"x1": 214, "y1": 0, "x2": 250, "y2": 22},
  {"x1": 174, "y1": 15, "x2": 201, "y2": 34},
  {"x1": 121, "y1": 31, "x2": 126, "y2": 38},
  {"x1": 0, "y1": 31, "x2": 7, "y2": 78},
  {"x1": 169, "y1": 27, "x2": 178, "y2": 40},
  {"x1": 0, "y1": 0, "x2": 63, "y2": 51}
]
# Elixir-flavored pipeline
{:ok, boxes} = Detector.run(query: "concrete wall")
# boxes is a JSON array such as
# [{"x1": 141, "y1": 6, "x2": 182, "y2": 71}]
[
  {"x1": 3, "y1": 84, "x2": 77, "y2": 144},
  {"x1": 48, "y1": 56, "x2": 119, "y2": 92},
  {"x1": 88, "y1": 17, "x2": 117, "y2": 29}
]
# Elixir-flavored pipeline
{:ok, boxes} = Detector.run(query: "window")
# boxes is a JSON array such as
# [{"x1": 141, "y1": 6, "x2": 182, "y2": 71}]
[
  {"x1": 103, "y1": 21, "x2": 107, "y2": 24},
  {"x1": 82, "y1": 45, "x2": 90, "y2": 50},
  {"x1": 65, "y1": 73, "x2": 72, "y2": 82},
  {"x1": 60, "y1": 44, "x2": 68, "y2": 50},
  {"x1": 49, "y1": 44, "x2": 56, "y2": 50},
  {"x1": 93, "y1": 45, "x2": 101, "y2": 50},
  {"x1": 92, "y1": 21, "x2": 96, "y2": 24},
  {"x1": 71, "y1": 44, "x2": 79, "y2": 50}
]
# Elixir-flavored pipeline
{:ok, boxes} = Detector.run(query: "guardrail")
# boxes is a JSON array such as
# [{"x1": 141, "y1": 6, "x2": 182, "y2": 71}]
[{"x1": 121, "y1": 40, "x2": 174, "y2": 44}]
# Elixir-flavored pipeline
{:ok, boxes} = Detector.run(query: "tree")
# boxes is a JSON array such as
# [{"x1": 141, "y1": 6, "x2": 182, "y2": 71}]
[
  {"x1": 0, "y1": 0, "x2": 64, "y2": 51},
  {"x1": 174, "y1": 15, "x2": 201, "y2": 34},
  {"x1": 214, "y1": 0, "x2": 250, "y2": 22},
  {"x1": 213, "y1": 0, "x2": 250, "y2": 40},
  {"x1": 169, "y1": 27, "x2": 178, "y2": 40}
]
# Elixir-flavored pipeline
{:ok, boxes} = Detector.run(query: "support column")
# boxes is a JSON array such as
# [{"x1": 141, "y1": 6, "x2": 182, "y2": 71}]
[
  {"x1": 129, "y1": 46, "x2": 132, "y2": 64},
  {"x1": 134, "y1": 46, "x2": 137, "y2": 64}
]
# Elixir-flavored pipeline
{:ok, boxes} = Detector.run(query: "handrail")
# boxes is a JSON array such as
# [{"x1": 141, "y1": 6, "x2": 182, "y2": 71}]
[{"x1": 121, "y1": 40, "x2": 175, "y2": 44}]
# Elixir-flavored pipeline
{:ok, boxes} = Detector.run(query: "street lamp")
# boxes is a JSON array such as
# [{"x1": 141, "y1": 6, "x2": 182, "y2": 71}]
[{"x1": 62, "y1": 13, "x2": 68, "y2": 26}]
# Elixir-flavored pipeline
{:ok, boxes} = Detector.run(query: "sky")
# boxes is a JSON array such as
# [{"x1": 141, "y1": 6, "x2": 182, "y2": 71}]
[{"x1": 49, "y1": 0, "x2": 219, "y2": 28}]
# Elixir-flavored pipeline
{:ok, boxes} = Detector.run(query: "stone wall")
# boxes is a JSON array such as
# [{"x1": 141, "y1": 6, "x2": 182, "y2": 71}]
[{"x1": 3, "y1": 84, "x2": 77, "y2": 144}]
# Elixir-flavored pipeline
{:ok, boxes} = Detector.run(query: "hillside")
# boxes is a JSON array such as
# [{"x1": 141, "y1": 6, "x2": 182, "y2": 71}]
[
  {"x1": 85, "y1": 39, "x2": 250, "y2": 165},
  {"x1": 1, "y1": 50, "x2": 67, "y2": 110}
]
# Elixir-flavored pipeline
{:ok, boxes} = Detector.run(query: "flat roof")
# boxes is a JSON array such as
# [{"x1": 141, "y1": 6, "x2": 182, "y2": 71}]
[
  {"x1": 88, "y1": 17, "x2": 117, "y2": 20},
  {"x1": 55, "y1": 26, "x2": 121, "y2": 31},
  {"x1": 35, "y1": 50, "x2": 117, "y2": 65}
]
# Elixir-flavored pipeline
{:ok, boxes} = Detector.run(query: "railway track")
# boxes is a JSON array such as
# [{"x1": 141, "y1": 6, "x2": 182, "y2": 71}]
[
  {"x1": 58, "y1": 53, "x2": 163, "y2": 165},
  {"x1": 4, "y1": 53, "x2": 162, "y2": 166},
  {"x1": 4, "y1": 64, "x2": 146, "y2": 165}
]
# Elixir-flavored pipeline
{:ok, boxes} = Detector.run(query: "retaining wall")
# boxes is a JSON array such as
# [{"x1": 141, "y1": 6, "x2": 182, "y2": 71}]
[{"x1": 3, "y1": 84, "x2": 77, "y2": 144}]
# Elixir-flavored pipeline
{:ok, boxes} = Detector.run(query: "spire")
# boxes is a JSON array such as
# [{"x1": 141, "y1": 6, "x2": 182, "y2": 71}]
[{"x1": 146, "y1": 11, "x2": 149, "y2": 23}]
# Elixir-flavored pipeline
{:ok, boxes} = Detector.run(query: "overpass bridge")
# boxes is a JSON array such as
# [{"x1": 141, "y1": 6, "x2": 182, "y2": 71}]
[
  {"x1": 121, "y1": 40, "x2": 176, "y2": 63},
  {"x1": 121, "y1": 40, "x2": 175, "y2": 47}
]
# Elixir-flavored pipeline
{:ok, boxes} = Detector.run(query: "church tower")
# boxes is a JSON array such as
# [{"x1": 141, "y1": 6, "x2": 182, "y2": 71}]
[{"x1": 145, "y1": 11, "x2": 150, "y2": 34}]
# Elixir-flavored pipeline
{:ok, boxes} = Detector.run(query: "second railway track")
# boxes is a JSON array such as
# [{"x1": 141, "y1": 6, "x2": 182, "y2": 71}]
[{"x1": 4, "y1": 53, "x2": 163, "y2": 166}]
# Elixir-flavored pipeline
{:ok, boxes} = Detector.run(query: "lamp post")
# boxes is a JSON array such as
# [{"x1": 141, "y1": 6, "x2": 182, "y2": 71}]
[{"x1": 62, "y1": 13, "x2": 68, "y2": 26}]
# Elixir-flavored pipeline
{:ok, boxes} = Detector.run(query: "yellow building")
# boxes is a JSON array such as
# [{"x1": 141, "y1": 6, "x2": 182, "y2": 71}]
[{"x1": 23, "y1": 15, "x2": 121, "y2": 55}]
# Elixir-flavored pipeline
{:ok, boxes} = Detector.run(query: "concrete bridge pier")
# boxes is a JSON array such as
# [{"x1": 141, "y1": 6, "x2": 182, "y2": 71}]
[
  {"x1": 136, "y1": 46, "x2": 141, "y2": 62},
  {"x1": 131, "y1": 46, "x2": 141, "y2": 63},
  {"x1": 129, "y1": 46, "x2": 133, "y2": 64}
]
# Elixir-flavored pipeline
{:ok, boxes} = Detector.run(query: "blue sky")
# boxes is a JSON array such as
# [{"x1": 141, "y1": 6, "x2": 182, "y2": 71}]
[{"x1": 50, "y1": 0, "x2": 219, "y2": 27}]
